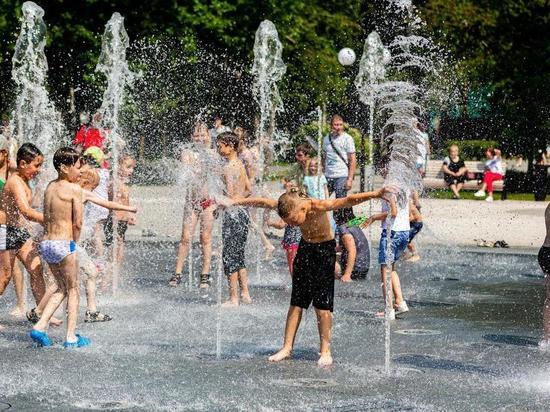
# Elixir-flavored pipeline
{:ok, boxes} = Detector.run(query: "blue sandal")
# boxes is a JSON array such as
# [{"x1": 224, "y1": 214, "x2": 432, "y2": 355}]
[
  {"x1": 63, "y1": 334, "x2": 91, "y2": 348},
  {"x1": 30, "y1": 330, "x2": 53, "y2": 347}
]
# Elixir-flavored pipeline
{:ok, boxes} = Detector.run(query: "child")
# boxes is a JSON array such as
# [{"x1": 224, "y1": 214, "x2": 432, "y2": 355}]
[
  {"x1": 30, "y1": 147, "x2": 88, "y2": 347},
  {"x1": 170, "y1": 123, "x2": 218, "y2": 288},
  {"x1": 230, "y1": 186, "x2": 395, "y2": 366},
  {"x1": 266, "y1": 218, "x2": 301, "y2": 276},
  {"x1": 366, "y1": 192, "x2": 410, "y2": 319},
  {"x1": 0, "y1": 143, "x2": 59, "y2": 328},
  {"x1": 303, "y1": 159, "x2": 329, "y2": 200},
  {"x1": 334, "y1": 209, "x2": 370, "y2": 282},
  {"x1": 78, "y1": 164, "x2": 138, "y2": 321},
  {"x1": 404, "y1": 200, "x2": 423, "y2": 262},
  {"x1": 104, "y1": 154, "x2": 136, "y2": 289},
  {"x1": 216, "y1": 132, "x2": 252, "y2": 306}
]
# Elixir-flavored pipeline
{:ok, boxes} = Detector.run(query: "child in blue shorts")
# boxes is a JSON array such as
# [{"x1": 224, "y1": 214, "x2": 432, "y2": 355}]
[{"x1": 367, "y1": 195, "x2": 410, "y2": 319}]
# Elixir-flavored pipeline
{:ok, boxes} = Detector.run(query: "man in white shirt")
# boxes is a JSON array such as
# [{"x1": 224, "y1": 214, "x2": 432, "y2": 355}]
[{"x1": 322, "y1": 115, "x2": 356, "y2": 198}]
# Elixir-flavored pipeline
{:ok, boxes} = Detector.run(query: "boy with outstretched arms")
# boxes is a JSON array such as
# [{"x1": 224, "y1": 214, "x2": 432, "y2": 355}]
[
  {"x1": 30, "y1": 147, "x2": 88, "y2": 347},
  {"x1": 216, "y1": 132, "x2": 252, "y2": 306},
  {"x1": 230, "y1": 186, "x2": 395, "y2": 366}
]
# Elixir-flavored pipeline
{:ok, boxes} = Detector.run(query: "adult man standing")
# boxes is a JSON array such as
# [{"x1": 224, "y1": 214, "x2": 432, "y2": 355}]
[{"x1": 322, "y1": 114, "x2": 356, "y2": 198}]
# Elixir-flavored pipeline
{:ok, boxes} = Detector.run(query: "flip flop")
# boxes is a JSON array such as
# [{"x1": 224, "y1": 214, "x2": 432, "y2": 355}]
[
  {"x1": 30, "y1": 330, "x2": 53, "y2": 347},
  {"x1": 63, "y1": 334, "x2": 91, "y2": 348}
]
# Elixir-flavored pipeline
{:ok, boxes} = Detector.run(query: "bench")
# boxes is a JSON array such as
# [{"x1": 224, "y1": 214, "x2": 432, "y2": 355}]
[{"x1": 423, "y1": 159, "x2": 507, "y2": 199}]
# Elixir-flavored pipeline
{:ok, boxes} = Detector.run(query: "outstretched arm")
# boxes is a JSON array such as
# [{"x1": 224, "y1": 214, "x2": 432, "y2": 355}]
[
  {"x1": 83, "y1": 190, "x2": 137, "y2": 213},
  {"x1": 311, "y1": 188, "x2": 397, "y2": 216},
  {"x1": 233, "y1": 196, "x2": 278, "y2": 209}
]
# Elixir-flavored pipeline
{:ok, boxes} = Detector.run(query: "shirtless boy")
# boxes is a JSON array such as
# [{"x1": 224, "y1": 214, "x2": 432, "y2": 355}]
[
  {"x1": 216, "y1": 132, "x2": 252, "y2": 306},
  {"x1": 0, "y1": 143, "x2": 54, "y2": 329},
  {"x1": 231, "y1": 186, "x2": 395, "y2": 366},
  {"x1": 30, "y1": 147, "x2": 88, "y2": 347}
]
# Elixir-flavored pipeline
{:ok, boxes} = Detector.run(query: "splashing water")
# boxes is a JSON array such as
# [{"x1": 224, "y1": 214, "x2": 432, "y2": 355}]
[
  {"x1": 95, "y1": 12, "x2": 136, "y2": 294},
  {"x1": 10, "y1": 1, "x2": 65, "y2": 163},
  {"x1": 251, "y1": 20, "x2": 286, "y2": 167},
  {"x1": 251, "y1": 20, "x2": 286, "y2": 278}
]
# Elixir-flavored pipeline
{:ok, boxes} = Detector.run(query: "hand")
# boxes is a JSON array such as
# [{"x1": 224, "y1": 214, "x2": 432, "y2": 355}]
[
  {"x1": 214, "y1": 195, "x2": 234, "y2": 208},
  {"x1": 128, "y1": 215, "x2": 137, "y2": 225},
  {"x1": 128, "y1": 206, "x2": 138, "y2": 213},
  {"x1": 345, "y1": 178, "x2": 353, "y2": 190},
  {"x1": 361, "y1": 216, "x2": 374, "y2": 228},
  {"x1": 340, "y1": 274, "x2": 352, "y2": 283}
]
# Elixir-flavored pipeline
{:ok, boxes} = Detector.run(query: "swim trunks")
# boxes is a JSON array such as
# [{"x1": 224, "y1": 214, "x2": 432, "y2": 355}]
[
  {"x1": 6, "y1": 226, "x2": 31, "y2": 251},
  {"x1": 338, "y1": 224, "x2": 370, "y2": 278},
  {"x1": 378, "y1": 229, "x2": 409, "y2": 265},
  {"x1": 104, "y1": 214, "x2": 129, "y2": 247},
  {"x1": 222, "y1": 208, "x2": 249, "y2": 276},
  {"x1": 291, "y1": 238, "x2": 336, "y2": 312},
  {"x1": 40, "y1": 240, "x2": 77, "y2": 265},
  {"x1": 282, "y1": 225, "x2": 301, "y2": 250}
]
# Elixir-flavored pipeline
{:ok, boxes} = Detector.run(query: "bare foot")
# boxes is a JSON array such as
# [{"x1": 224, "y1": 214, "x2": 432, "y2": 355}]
[
  {"x1": 318, "y1": 352, "x2": 333, "y2": 367},
  {"x1": 407, "y1": 254, "x2": 420, "y2": 262},
  {"x1": 9, "y1": 306, "x2": 26, "y2": 318},
  {"x1": 221, "y1": 299, "x2": 239, "y2": 308},
  {"x1": 268, "y1": 348, "x2": 292, "y2": 362},
  {"x1": 50, "y1": 317, "x2": 63, "y2": 326},
  {"x1": 240, "y1": 294, "x2": 252, "y2": 304},
  {"x1": 264, "y1": 244, "x2": 275, "y2": 261},
  {"x1": 340, "y1": 274, "x2": 352, "y2": 283}
]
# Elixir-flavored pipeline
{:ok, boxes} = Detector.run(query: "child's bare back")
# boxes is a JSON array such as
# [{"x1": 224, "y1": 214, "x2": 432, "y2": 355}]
[{"x1": 43, "y1": 180, "x2": 82, "y2": 241}]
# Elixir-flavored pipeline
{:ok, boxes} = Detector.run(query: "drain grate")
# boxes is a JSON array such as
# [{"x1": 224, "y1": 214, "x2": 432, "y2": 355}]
[{"x1": 395, "y1": 329, "x2": 441, "y2": 336}]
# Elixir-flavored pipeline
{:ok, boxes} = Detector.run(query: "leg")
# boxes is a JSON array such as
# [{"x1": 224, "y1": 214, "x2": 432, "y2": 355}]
[
  {"x1": 334, "y1": 177, "x2": 348, "y2": 199},
  {"x1": 17, "y1": 240, "x2": 45, "y2": 305},
  {"x1": 391, "y1": 267, "x2": 405, "y2": 307},
  {"x1": 285, "y1": 248, "x2": 298, "y2": 276},
  {"x1": 249, "y1": 209, "x2": 274, "y2": 260},
  {"x1": 449, "y1": 183, "x2": 460, "y2": 198},
  {"x1": 315, "y1": 308, "x2": 333, "y2": 366},
  {"x1": 0, "y1": 250, "x2": 16, "y2": 296},
  {"x1": 33, "y1": 269, "x2": 67, "y2": 333},
  {"x1": 456, "y1": 182, "x2": 464, "y2": 195},
  {"x1": 9, "y1": 261, "x2": 26, "y2": 317},
  {"x1": 222, "y1": 272, "x2": 239, "y2": 307},
  {"x1": 173, "y1": 210, "x2": 199, "y2": 280},
  {"x1": 62, "y1": 254, "x2": 80, "y2": 343},
  {"x1": 268, "y1": 305, "x2": 303, "y2": 362},
  {"x1": 199, "y1": 206, "x2": 215, "y2": 276},
  {"x1": 238, "y1": 268, "x2": 252, "y2": 304}
]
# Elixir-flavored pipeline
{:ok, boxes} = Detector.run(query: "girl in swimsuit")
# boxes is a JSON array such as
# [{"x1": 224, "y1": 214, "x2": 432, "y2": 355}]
[{"x1": 169, "y1": 122, "x2": 217, "y2": 288}]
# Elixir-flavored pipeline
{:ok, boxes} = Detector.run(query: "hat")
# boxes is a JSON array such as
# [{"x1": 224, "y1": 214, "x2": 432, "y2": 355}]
[{"x1": 83, "y1": 146, "x2": 105, "y2": 166}]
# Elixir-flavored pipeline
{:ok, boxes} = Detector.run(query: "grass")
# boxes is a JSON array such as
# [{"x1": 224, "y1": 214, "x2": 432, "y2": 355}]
[{"x1": 426, "y1": 189, "x2": 540, "y2": 201}]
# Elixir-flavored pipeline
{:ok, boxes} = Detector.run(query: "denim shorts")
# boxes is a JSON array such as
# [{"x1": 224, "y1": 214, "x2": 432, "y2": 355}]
[{"x1": 378, "y1": 229, "x2": 409, "y2": 265}]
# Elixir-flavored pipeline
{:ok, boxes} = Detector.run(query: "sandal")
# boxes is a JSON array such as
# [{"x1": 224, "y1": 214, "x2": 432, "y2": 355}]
[
  {"x1": 85, "y1": 310, "x2": 113, "y2": 323},
  {"x1": 199, "y1": 274, "x2": 211, "y2": 289},
  {"x1": 26, "y1": 308, "x2": 40, "y2": 324},
  {"x1": 168, "y1": 273, "x2": 182, "y2": 287}
]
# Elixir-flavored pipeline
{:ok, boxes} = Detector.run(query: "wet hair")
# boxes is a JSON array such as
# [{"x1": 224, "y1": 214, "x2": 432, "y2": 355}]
[
  {"x1": 53, "y1": 147, "x2": 80, "y2": 172},
  {"x1": 334, "y1": 208, "x2": 356, "y2": 226},
  {"x1": 295, "y1": 144, "x2": 312, "y2": 157},
  {"x1": 16, "y1": 143, "x2": 43, "y2": 166},
  {"x1": 277, "y1": 188, "x2": 307, "y2": 218},
  {"x1": 217, "y1": 131, "x2": 240, "y2": 150}
]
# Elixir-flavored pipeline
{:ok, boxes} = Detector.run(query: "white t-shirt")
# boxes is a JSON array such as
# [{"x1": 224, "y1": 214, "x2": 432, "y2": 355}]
[
  {"x1": 381, "y1": 198, "x2": 410, "y2": 232},
  {"x1": 84, "y1": 168, "x2": 110, "y2": 224},
  {"x1": 322, "y1": 132, "x2": 355, "y2": 178},
  {"x1": 303, "y1": 175, "x2": 328, "y2": 199},
  {"x1": 485, "y1": 157, "x2": 504, "y2": 175}
]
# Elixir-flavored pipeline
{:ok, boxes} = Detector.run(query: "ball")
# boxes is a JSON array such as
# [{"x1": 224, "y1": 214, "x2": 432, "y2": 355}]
[{"x1": 338, "y1": 48, "x2": 356, "y2": 66}]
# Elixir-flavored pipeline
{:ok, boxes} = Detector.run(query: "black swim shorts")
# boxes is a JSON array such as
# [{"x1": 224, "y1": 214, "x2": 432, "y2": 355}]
[
  {"x1": 291, "y1": 238, "x2": 336, "y2": 312},
  {"x1": 104, "y1": 214, "x2": 129, "y2": 247},
  {"x1": 222, "y1": 209, "x2": 250, "y2": 276},
  {"x1": 6, "y1": 226, "x2": 31, "y2": 251}
]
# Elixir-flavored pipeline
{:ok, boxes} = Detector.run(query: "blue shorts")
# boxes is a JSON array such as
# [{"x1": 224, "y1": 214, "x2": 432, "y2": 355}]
[
  {"x1": 378, "y1": 229, "x2": 409, "y2": 265},
  {"x1": 408, "y1": 221, "x2": 424, "y2": 243}
]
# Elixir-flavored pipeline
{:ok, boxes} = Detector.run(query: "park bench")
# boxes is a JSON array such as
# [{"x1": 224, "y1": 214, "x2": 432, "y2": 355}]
[{"x1": 423, "y1": 159, "x2": 507, "y2": 199}]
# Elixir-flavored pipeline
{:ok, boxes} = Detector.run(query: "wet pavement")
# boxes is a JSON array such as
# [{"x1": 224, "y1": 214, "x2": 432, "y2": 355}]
[{"x1": 0, "y1": 241, "x2": 549, "y2": 411}]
